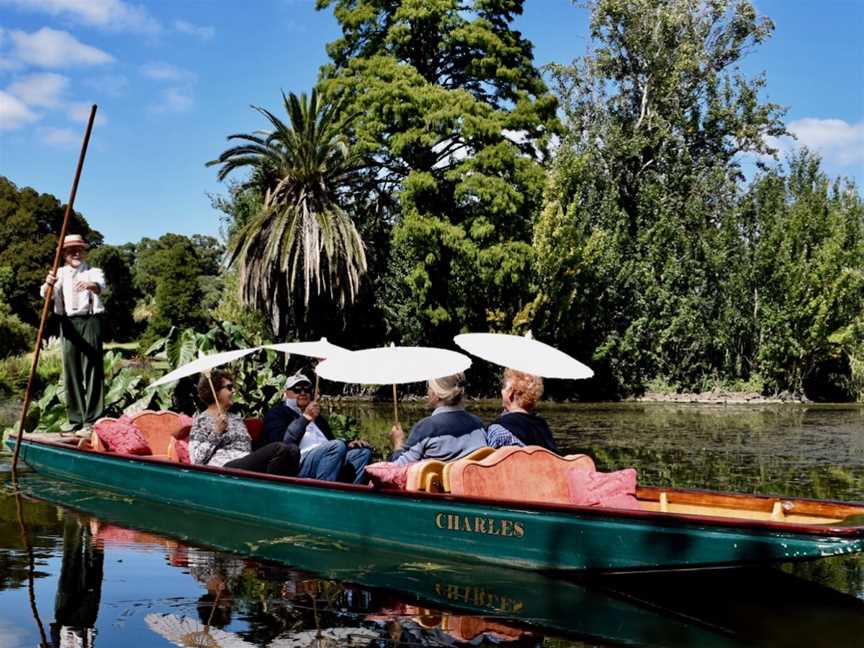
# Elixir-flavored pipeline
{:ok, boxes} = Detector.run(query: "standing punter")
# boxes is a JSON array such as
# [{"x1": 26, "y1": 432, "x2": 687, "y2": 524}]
[{"x1": 41, "y1": 234, "x2": 105, "y2": 436}]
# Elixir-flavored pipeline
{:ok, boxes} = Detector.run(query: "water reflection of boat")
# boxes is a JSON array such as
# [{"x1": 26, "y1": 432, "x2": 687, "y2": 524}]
[
  {"x1": 11, "y1": 435, "x2": 864, "y2": 572},
  {"x1": 13, "y1": 474, "x2": 864, "y2": 648}
]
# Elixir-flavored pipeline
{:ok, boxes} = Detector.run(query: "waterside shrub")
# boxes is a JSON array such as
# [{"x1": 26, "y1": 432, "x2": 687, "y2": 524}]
[{"x1": 0, "y1": 339, "x2": 62, "y2": 397}]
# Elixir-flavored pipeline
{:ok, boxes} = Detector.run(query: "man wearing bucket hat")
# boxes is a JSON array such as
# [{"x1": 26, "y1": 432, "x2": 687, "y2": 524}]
[
  {"x1": 261, "y1": 373, "x2": 373, "y2": 483},
  {"x1": 40, "y1": 234, "x2": 106, "y2": 436}
]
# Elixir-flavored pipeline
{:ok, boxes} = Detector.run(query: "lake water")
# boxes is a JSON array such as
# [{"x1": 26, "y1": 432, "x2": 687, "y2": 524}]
[{"x1": 1, "y1": 402, "x2": 863, "y2": 647}]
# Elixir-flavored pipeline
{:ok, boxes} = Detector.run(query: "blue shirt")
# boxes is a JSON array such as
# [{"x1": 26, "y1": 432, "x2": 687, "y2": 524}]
[{"x1": 389, "y1": 405, "x2": 484, "y2": 462}]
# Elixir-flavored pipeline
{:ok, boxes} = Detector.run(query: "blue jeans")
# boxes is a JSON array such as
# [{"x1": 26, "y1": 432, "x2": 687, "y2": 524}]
[{"x1": 299, "y1": 440, "x2": 372, "y2": 484}]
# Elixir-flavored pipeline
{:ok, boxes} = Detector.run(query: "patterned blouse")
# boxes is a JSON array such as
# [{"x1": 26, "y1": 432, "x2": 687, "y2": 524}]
[{"x1": 189, "y1": 412, "x2": 250, "y2": 467}]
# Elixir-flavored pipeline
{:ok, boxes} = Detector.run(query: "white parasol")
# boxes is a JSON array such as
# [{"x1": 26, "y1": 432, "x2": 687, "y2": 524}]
[
  {"x1": 268, "y1": 626, "x2": 379, "y2": 648},
  {"x1": 148, "y1": 347, "x2": 263, "y2": 415},
  {"x1": 316, "y1": 346, "x2": 471, "y2": 423},
  {"x1": 264, "y1": 337, "x2": 350, "y2": 359},
  {"x1": 453, "y1": 332, "x2": 593, "y2": 380},
  {"x1": 144, "y1": 612, "x2": 255, "y2": 648},
  {"x1": 264, "y1": 338, "x2": 351, "y2": 399}
]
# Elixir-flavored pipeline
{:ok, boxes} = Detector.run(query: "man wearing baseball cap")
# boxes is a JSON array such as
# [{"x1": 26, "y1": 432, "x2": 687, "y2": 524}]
[
  {"x1": 40, "y1": 234, "x2": 106, "y2": 436},
  {"x1": 261, "y1": 373, "x2": 372, "y2": 483}
]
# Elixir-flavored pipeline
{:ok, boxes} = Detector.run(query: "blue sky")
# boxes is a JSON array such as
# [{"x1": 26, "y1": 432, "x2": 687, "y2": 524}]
[{"x1": 1, "y1": 0, "x2": 862, "y2": 245}]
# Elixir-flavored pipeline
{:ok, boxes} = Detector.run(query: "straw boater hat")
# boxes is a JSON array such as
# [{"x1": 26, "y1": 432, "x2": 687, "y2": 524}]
[{"x1": 62, "y1": 234, "x2": 88, "y2": 249}]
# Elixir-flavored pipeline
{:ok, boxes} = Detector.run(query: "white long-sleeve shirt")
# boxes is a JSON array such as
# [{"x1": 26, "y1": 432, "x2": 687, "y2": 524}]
[{"x1": 40, "y1": 262, "x2": 106, "y2": 315}]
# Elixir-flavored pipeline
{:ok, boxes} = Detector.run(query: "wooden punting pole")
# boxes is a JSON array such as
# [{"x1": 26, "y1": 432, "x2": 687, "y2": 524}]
[{"x1": 11, "y1": 105, "x2": 98, "y2": 477}]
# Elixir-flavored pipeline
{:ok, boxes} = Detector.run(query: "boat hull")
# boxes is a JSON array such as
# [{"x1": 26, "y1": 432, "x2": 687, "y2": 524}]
[{"x1": 12, "y1": 438, "x2": 864, "y2": 572}]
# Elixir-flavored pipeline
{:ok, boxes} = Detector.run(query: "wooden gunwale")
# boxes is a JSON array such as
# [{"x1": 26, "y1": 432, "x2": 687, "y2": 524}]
[
  {"x1": 17, "y1": 435, "x2": 864, "y2": 538},
  {"x1": 636, "y1": 485, "x2": 864, "y2": 519}
]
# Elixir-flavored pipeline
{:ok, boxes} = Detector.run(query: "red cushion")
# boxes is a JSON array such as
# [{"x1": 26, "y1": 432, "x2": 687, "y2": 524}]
[
  {"x1": 174, "y1": 438, "x2": 190, "y2": 463},
  {"x1": 174, "y1": 413, "x2": 193, "y2": 440},
  {"x1": 566, "y1": 467, "x2": 642, "y2": 511},
  {"x1": 244, "y1": 418, "x2": 263, "y2": 441},
  {"x1": 95, "y1": 416, "x2": 152, "y2": 455},
  {"x1": 364, "y1": 462, "x2": 411, "y2": 489}
]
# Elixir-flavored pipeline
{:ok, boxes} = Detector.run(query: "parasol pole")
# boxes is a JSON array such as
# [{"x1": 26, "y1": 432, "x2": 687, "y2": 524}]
[
  {"x1": 11, "y1": 105, "x2": 98, "y2": 477},
  {"x1": 389, "y1": 342, "x2": 400, "y2": 426}
]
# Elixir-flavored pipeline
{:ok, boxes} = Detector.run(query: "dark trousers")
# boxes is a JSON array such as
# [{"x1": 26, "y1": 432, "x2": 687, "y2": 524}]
[
  {"x1": 52, "y1": 516, "x2": 104, "y2": 646},
  {"x1": 60, "y1": 315, "x2": 104, "y2": 426},
  {"x1": 224, "y1": 442, "x2": 300, "y2": 476}
]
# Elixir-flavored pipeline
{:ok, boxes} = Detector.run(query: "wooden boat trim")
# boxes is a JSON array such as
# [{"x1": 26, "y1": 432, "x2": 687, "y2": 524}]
[
  {"x1": 636, "y1": 485, "x2": 864, "y2": 519},
  {"x1": 18, "y1": 435, "x2": 864, "y2": 538}
]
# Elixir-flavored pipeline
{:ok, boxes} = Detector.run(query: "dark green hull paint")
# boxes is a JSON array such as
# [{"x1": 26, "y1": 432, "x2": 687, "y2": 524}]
[
  {"x1": 12, "y1": 472, "x2": 864, "y2": 648},
  {"x1": 13, "y1": 439, "x2": 864, "y2": 572}
]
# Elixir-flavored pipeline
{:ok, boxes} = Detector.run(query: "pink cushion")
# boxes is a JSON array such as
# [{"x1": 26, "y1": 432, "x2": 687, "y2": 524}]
[
  {"x1": 95, "y1": 416, "x2": 152, "y2": 455},
  {"x1": 566, "y1": 467, "x2": 642, "y2": 511},
  {"x1": 365, "y1": 462, "x2": 411, "y2": 489},
  {"x1": 174, "y1": 438, "x2": 190, "y2": 463}
]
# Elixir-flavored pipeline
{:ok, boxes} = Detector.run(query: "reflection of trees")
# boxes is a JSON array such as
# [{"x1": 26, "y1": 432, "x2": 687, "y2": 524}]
[
  {"x1": 230, "y1": 567, "x2": 383, "y2": 645},
  {"x1": 0, "y1": 480, "x2": 63, "y2": 593}
]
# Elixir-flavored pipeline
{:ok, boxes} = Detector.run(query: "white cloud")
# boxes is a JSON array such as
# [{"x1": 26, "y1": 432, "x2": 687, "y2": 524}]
[
  {"x1": 140, "y1": 62, "x2": 195, "y2": 83},
  {"x1": 84, "y1": 73, "x2": 128, "y2": 97},
  {"x1": 149, "y1": 87, "x2": 194, "y2": 114},
  {"x1": 786, "y1": 118, "x2": 864, "y2": 167},
  {"x1": 68, "y1": 101, "x2": 106, "y2": 125},
  {"x1": 174, "y1": 20, "x2": 214, "y2": 41},
  {"x1": 9, "y1": 28, "x2": 113, "y2": 68},
  {"x1": 0, "y1": 89, "x2": 39, "y2": 129},
  {"x1": 6, "y1": 72, "x2": 68, "y2": 107},
  {"x1": 38, "y1": 125, "x2": 79, "y2": 145},
  {"x1": 0, "y1": 0, "x2": 161, "y2": 34}
]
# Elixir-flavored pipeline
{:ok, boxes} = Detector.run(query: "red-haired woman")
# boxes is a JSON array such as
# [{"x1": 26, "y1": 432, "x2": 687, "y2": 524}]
[{"x1": 486, "y1": 368, "x2": 556, "y2": 451}]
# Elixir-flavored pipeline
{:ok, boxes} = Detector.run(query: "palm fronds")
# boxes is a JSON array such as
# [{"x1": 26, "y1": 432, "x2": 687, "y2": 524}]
[{"x1": 208, "y1": 90, "x2": 367, "y2": 329}]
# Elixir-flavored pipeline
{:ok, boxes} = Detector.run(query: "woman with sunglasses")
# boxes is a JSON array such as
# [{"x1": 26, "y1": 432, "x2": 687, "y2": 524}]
[{"x1": 189, "y1": 370, "x2": 300, "y2": 475}]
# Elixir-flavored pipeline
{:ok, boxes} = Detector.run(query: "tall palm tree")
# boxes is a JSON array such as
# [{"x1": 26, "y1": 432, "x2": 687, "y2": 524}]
[{"x1": 208, "y1": 90, "x2": 367, "y2": 330}]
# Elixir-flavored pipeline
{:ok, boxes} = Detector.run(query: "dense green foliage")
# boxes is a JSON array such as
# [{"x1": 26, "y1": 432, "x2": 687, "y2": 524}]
[
  {"x1": 0, "y1": 266, "x2": 34, "y2": 359},
  {"x1": 529, "y1": 0, "x2": 862, "y2": 399},
  {"x1": 144, "y1": 238, "x2": 209, "y2": 343},
  {"x1": 86, "y1": 243, "x2": 140, "y2": 342},
  {"x1": 0, "y1": 176, "x2": 102, "y2": 326},
  {"x1": 2, "y1": 1, "x2": 861, "y2": 402},
  {"x1": 196, "y1": 0, "x2": 864, "y2": 401},
  {"x1": 741, "y1": 153, "x2": 864, "y2": 399},
  {"x1": 318, "y1": 0, "x2": 558, "y2": 346}
]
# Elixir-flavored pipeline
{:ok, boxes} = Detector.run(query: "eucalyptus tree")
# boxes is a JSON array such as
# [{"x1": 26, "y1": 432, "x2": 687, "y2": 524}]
[
  {"x1": 533, "y1": 0, "x2": 788, "y2": 395},
  {"x1": 208, "y1": 90, "x2": 367, "y2": 335}
]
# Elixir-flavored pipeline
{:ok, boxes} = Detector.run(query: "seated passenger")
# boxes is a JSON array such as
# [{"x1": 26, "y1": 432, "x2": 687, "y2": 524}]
[
  {"x1": 487, "y1": 368, "x2": 556, "y2": 451},
  {"x1": 262, "y1": 374, "x2": 372, "y2": 484},
  {"x1": 388, "y1": 373, "x2": 487, "y2": 465},
  {"x1": 189, "y1": 370, "x2": 300, "y2": 476}
]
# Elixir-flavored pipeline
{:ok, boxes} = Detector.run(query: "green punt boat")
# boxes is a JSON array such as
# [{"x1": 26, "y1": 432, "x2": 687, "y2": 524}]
[
  {"x1": 12, "y1": 471, "x2": 864, "y2": 648},
  {"x1": 9, "y1": 434, "x2": 864, "y2": 572}
]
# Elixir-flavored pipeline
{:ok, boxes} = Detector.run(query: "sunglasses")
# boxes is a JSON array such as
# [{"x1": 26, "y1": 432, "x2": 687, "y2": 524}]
[{"x1": 291, "y1": 385, "x2": 312, "y2": 394}]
